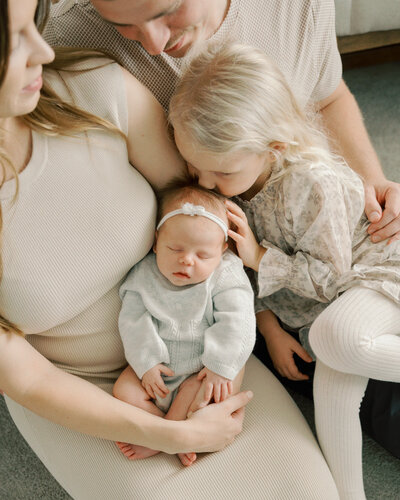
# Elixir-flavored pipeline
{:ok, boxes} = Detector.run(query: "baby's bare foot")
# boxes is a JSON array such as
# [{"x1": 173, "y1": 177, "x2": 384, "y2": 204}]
[
  {"x1": 178, "y1": 452, "x2": 197, "y2": 467},
  {"x1": 116, "y1": 441, "x2": 160, "y2": 460}
]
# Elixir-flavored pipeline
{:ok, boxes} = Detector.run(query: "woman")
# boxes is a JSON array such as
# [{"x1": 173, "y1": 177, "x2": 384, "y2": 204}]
[{"x1": 0, "y1": 1, "x2": 339, "y2": 498}]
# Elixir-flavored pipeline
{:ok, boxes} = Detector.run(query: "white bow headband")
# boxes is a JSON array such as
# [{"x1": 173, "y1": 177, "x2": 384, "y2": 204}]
[{"x1": 156, "y1": 202, "x2": 228, "y2": 241}]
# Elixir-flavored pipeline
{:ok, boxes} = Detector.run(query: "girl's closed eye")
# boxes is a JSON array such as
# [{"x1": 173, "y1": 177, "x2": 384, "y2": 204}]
[
  {"x1": 197, "y1": 253, "x2": 211, "y2": 260},
  {"x1": 167, "y1": 246, "x2": 182, "y2": 252},
  {"x1": 215, "y1": 172, "x2": 232, "y2": 177}
]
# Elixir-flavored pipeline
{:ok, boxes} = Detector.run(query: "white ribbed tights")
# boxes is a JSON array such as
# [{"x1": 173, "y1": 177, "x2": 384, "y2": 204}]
[{"x1": 309, "y1": 287, "x2": 400, "y2": 500}]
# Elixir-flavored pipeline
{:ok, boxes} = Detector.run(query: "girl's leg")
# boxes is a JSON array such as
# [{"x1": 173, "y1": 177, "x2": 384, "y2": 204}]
[
  {"x1": 163, "y1": 375, "x2": 203, "y2": 467},
  {"x1": 309, "y1": 287, "x2": 400, "y2": 500},
  {"x1": 113, "y1": 366, "x2": 164, "y2": 460},
  {"x1": 314, "y1": 361, "x2": 368, "y2": 500},
  {"x1": 309, "y1": 287, "x2": 400, "y2": 382}
]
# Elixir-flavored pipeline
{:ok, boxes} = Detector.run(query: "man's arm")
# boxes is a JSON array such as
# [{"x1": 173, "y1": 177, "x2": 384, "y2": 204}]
[{"x1": 318, "y1": 79, "x2": 400, "y2": 243}]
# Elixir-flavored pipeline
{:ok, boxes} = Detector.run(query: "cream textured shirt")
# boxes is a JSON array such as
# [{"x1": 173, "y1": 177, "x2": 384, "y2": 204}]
[
  {"x1": 44, "y1": 0, "x2": 342, "y2": 110},
  {"x1": 0, "y1": 62, "x2": 156, "y2": 380}
]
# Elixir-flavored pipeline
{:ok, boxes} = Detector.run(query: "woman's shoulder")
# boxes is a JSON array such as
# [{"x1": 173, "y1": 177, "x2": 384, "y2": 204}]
[{"x1": 44, "y1": 57, "x2": 128, "y2": 133}]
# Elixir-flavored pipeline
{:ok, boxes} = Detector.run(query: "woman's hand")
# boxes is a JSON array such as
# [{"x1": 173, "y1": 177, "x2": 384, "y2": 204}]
[
  {"x1": 183, "y1": 390, "x2": 253, "y2": 453},
  {"x1": 141, "y1": 364, "x2": 174, "y2": 399},
  {"x1": 197, "y1": 367, "x2": 233, "y2": 403},
  {"x1": 225, "y1": 200, "x2": 266, "y2": 271}
]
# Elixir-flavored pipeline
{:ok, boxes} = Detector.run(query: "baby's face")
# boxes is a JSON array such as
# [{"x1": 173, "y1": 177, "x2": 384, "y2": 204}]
[{"x1": 154, "y1": 214, "x2": 227, "y2": 286}]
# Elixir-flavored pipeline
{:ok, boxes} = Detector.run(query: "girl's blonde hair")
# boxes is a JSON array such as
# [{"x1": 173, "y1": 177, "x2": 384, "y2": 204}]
[
  {"x1": 0, "y1": 0, "x2": 124, "y2": 335},
  {"x1": 169, "y1": 42, "x2": 357, "y2": 185}
]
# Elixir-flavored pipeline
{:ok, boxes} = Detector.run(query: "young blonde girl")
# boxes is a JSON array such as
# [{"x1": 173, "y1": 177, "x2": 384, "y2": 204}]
[{"x1": 169, "y1": 42, "x2": 400, "y2": 500}]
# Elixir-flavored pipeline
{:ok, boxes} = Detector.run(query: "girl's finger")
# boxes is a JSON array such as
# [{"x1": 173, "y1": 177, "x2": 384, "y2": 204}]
[
  {"x1": 227, "y1": 210, "x2": 248, "y2": 230},
  {"x1": 159, "y1": 365, "x2": 175, "y2": 377},
  {"x1": 220, "y1": 384, "x2": 228, "y2": 402},
  {"x1": 293, "y1": 344, "x2": 313, "y2": 363},
  {"x1": 145, "y1": 385, "x2": 156, "y2": 399},
  {"x1": 204, "y1": 382, "x2": 213, "y2": 402},
  {"x1": 227, "y1": 229, "x2": 245, "y2": 243},
  {"x1": 213, "y1": 384, "x2": 221, "y2": 403},
  {"x1": 225, "y1": 199, "x2": 245, "y2": 216}
]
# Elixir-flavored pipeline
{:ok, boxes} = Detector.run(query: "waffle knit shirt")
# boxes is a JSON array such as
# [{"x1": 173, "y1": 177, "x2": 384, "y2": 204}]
[{"x1": 44, "y1": 0, "x2": 342, "y2": 110}]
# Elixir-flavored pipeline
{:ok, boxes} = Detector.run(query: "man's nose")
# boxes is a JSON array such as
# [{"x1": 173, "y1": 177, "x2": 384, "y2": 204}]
[{"x1": 138, "y1": 21, "x2": 170, "y2": 55}]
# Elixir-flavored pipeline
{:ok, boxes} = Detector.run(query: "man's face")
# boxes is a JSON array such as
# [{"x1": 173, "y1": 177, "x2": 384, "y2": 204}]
[{"x1": 91, "y1": 0, "x2": 228, "y2": 57}]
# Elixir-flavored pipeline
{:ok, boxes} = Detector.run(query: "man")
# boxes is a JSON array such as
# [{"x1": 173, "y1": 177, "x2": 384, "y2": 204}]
[{"x1": 45, "y1": 0, "x2": 400, "y2": 242}]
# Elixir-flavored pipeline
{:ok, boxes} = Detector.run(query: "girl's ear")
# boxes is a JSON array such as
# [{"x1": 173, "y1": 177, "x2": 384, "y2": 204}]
[
  {"x1": 153, "y1": 231, "x2": 158, "y2": 253},
  {"x1": 268, "y1": 141, "x2": 287, "y2": 161}
]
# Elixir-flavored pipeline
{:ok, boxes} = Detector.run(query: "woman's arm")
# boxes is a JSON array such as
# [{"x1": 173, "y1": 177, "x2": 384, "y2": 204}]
[
  {"x1": 121, "y1": 68, "x2": 186, "y2": 191},
  {"x1": 0, "y1": 329, "x2": 252, "y2": 454}
]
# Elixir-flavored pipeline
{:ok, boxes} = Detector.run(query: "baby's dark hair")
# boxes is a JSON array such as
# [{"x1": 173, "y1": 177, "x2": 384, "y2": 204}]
[{"x1": 156, "y1": 176, "x2": 229, "y2": 226}]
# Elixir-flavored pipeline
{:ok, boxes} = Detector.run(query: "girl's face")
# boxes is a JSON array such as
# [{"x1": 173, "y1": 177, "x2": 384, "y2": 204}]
[
  {"x1": 0, "y1": 0, "x2": 54, "y2": 119},
  {"x1": 154, "y1": 214, "x2": 227, "y2": 286},
  {"x1": 174, "y1": 126, "x2": 272, "y2": 198}
]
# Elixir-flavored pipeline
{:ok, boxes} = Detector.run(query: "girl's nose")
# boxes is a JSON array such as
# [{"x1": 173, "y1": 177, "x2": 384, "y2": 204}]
[
  {"x1": 179, "y1": 254, "x2": 194, "y2": 266},
  {"x1": 197, "y1": 172, "x2": 215, "y2": 190}
]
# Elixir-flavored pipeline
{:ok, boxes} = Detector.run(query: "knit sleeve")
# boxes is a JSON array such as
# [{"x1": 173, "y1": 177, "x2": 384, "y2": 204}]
[{"x1": 202, "y1": 254, "x2": 256, "y2": 379}]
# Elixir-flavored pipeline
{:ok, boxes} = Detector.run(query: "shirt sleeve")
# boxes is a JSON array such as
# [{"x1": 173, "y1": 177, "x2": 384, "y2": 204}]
[
  {"x1": 257, "y1": 169, "x2": 357, "y2": 303},
  {"x1": 202, "y1": 258, "x2": 256, "y2": 380},
  {"x1": 118, "y1": 290, "x2": 170, "y2": 379},
  {"x1": 309, "y1": 0, "x2": 342, "y2": 102}
]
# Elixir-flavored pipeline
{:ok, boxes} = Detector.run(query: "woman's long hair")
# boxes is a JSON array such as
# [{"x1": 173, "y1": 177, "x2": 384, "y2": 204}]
[{"x1": 0, "y1": 0, "x2": 125, "y2": 335}]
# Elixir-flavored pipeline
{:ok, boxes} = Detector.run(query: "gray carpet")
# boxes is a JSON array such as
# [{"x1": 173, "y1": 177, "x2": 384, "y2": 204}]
[{"x1": 1, "y1": 61, "x2": 400, "y2": 499}]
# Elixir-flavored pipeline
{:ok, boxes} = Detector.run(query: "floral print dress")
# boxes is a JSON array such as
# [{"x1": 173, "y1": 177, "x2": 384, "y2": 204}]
[{"x1": 234, "y1": 162, "x2": 400, "y2": 336}]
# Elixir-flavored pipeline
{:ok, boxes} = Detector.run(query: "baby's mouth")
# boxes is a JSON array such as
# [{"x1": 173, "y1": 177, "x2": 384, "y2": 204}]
[{"x1": 173, "y1": 272, "x2": 190, "y2": 279}]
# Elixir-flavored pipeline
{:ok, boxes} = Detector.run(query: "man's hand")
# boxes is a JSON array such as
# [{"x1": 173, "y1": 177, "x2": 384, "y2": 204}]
[
  {"x1": 141, "y1": 364, "x2": 174, "y2": 399},
  {"x1": 225, "y1": 200, "x2": 266, "y2": 270},
  {"x1": 197, "y1": 367, "x2": 233, "y2": 404},
  {"x1": 364, "y1": 181, "x2": 400, "y2": 244}
]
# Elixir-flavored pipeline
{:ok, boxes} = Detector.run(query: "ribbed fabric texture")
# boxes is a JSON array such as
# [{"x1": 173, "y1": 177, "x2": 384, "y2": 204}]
[
  {"x1": 6, "y1": 356, "x2": 340, "y2": 500},
  {"x1": 0, "y1": 63, "x2": 156, "y2": 379},
  {"x1": 44, "y1": 0, "x2": 342, "y2": 110},
  {"x1": 310, "y1": 287, "x2": 400, "y2": 500}
]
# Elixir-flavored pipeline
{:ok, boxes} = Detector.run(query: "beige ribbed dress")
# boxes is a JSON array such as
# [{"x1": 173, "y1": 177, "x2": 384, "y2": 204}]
[{"x1": 2, "y1": 64, "x2": 339, "y2": 500}]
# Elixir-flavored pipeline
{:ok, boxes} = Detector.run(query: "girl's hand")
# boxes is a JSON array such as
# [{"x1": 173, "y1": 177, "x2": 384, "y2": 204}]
[
  {"x1": 225, "y1": 200, "x2": 266, "y2": 271},
  {"x1": 266, "y1": 330, "x2": 313, "y2": 381},
  {"x1": 141, "y1": 364, "x2": 174, "y2": 399},
  {"x1": 185, "y1": 390, "x2": 253, "y2": 452},
  {"x1": 197, "y1": 367, "x2": 233, "y2": 403}
]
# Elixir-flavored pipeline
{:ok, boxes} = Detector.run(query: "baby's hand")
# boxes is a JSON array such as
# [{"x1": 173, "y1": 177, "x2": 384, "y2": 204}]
[
  {"x1": 197, "y1": 367, "x2": 233, "y2": 403},
  {"x1": 267, "y1": 330, "x2": 313, "y2": 381},
  {"x1": 225, "y1": 200, "x2": 266, "y2": 271},
  {"x1": 141, "y1": 364, "x2": 174, "y2": 399}
]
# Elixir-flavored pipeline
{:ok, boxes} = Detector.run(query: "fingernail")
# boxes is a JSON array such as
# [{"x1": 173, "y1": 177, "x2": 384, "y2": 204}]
[
  {"x1": 187, "y1": 411, "x2": 193, "y2": 418},
  {"x1": 371, "y1": 235, "x2": 380, "y2": 242},
  {"x1": 246, "y1": 391, "x2": 253, "y2": 399},
  {"x1": 369, "y1": 212, "x2": 380, "y2": 222}
]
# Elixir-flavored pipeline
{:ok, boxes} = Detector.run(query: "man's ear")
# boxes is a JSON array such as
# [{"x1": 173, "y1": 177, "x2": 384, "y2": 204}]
[{"x1": 153, "y1": 231, "x2": 158, "y2": 253}]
